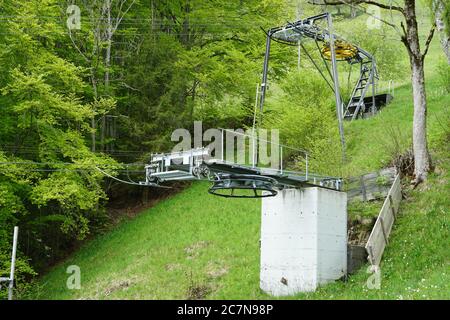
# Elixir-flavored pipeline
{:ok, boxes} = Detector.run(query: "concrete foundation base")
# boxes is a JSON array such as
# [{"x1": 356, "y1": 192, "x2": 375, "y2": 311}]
[{"x1": 260, "y1": 187, "x2": 347, "y2": 296}]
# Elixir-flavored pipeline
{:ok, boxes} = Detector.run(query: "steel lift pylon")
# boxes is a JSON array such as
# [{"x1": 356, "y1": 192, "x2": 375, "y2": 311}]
[{"x1": 259, "y1": 12, "x2": 391, "y2": 122}]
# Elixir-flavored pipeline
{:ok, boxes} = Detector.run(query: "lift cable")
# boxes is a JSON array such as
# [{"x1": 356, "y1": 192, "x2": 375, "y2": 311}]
[
  {"x1": 299, "y1": 42, "x2": 336, "y2": 93},
  {"x1": 94, "y1": 166, "x2": 170, "y2": 188},
  {"x1": 314, "y1": 38, "x2": 347, "y2": 106}
]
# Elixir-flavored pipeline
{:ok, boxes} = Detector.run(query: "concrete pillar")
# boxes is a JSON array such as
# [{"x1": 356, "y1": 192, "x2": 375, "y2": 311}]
[{"x1": 260, "y1": 187, "x2": 347, "y2": 296}]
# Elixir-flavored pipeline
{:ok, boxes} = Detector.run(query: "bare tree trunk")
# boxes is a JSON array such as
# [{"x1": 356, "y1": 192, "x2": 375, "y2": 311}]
[
  {"x1": 411, "y1": 58, "x2": 431, "y2": 182},
  {"x1": 181, "y1": 0, "x2": 191, "y2": 47},
  {"x1": 404, "y1": 0, "x2": 431, "y2": 183},
  {"x1": 72, "y1": 0, "x2": 136, "y2": 153},
  {"x1": 101, "y1": 0, "x2": 112, "y2": 152},
  {"x1": 433, "y1": 0, "x2": 450, "y2": 64},
  {"x1": 350, "y1": 6, "x2": 356, "y2": 18},
  {"x1": 105, "y1": 0, "x2": 112, "y2": 88}
]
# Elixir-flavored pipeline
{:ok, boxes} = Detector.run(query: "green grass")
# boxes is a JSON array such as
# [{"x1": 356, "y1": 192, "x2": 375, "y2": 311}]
[
  {"x1": 28, "y1": 156, "x2": 449, "y2": 299},
  {"x1": 342, "y1": 54, "x2": 449, "y2": 177},
  {"x1": 27, "y1": 17, "x2": 450, "y2": 300},
  {"x1": 308, "y1": 146, "x2": 449, "y2": 300},
  {"x1": 296, "y1": 163, "x2": 450, "y2": 299},
  {"x1": 29, "y1": 182, "x2": 264, "y2": 299}
]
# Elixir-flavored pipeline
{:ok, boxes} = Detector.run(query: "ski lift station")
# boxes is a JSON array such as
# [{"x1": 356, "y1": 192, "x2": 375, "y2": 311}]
[{"x1": 111, "y1": 13, "x2": 393, "y2": 296}]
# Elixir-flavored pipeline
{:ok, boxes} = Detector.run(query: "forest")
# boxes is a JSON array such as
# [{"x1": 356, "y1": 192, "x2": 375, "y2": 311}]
[{"x1": 0, "y1": 0, "x2": 449, "y2": 299}]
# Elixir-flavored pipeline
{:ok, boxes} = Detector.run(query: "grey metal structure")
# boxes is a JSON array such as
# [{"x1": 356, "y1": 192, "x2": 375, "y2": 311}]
[
  {"x1": 0, "y1": 226, "x2": 18, "y2": 300},
  {"x1": 102, "y1": 14, "x2": 393, "y2": 198},
  {"x1": 259, "y1": 13, "x2": 380, "y2": 122},
  {"x1": 142, "y1": 150, "x2": 342, "y2": 197},
  {"x1": 141, "y1": 129, "x2": 342, "y2": 198}
]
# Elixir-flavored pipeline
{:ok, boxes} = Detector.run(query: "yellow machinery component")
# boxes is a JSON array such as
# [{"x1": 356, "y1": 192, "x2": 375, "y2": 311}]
[{"x1": 321, "y1": 40, "x2": 358, "y2": 60}]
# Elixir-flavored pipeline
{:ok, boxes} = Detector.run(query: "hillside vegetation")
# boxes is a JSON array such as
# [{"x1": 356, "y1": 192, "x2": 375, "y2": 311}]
[
  {"x1": 28, "y1": 35, "x2": 449, "y2": 299},
  {"x1": 0, "y1": 0, "x2": 447, "y2": 300}
]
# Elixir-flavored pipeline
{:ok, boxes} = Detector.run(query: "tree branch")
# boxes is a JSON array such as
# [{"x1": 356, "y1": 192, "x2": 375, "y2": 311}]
[
  {"x1": 308, "y1": 0, "x2": 403, "y2": 36},
  {"x1": 119, "y1": 81, "x2": 140, "y2": 92},
  {"x1": 308, "y1": 0, "x2": 404, "y2": 13},
  {"x1": 113, "y1": 0, "x2": 136, "y2": 34},
  {"x1": 400, "y1": 21, "x2": 413, "y2": 57},
  {"x1": 422, "y1": 23, "x2": 436, "y2": 60},
  {"x1": 68, "y1": 28, "x2": 90, "y2": 63}
]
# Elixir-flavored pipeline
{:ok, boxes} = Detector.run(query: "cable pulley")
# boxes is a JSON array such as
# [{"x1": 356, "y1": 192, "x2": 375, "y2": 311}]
[
  {"x1": 208, "y1": 174, "x2": 278, "y2": 198},
  {"x1": 321, "y1": 40, "x2": 358, "y2": 61}
]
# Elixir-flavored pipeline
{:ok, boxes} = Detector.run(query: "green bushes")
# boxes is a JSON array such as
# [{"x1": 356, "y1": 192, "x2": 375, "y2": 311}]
[
  {"x1": 263, "y1": 70, "x2": 343, "y2": 175},
  {"x1": 0, "y1": 0, "x2": 119, "y2": 292},
  {"x1": 0, "y1": 251, "x2": 36, "y2": 300},
  {"x1": 437, "y1": 59, "x2": 450, "y2": 93}
]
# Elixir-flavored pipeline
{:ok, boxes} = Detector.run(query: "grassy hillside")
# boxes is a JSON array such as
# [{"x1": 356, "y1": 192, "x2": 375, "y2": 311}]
[
  {"x1": 27, "y1": 21, "x2": 449, "y2": 300},
  {"x1": 29, "y1": 182, "x2": 264, "y2": 299}
]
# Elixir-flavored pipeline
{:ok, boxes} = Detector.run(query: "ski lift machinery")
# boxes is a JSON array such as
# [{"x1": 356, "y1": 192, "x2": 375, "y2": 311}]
[
  {"x1": 134, "y1": 13, "x2": 367, "y2": 296},
  {"x1": 260, "y1": 12, "x2": 392, "y2": 122},
  {"x1": 139, "y1": 13, "x2": 393, "y2": 198},
  {"x1": 141, "y1": 129, "x2": 342, "y2": 198}
]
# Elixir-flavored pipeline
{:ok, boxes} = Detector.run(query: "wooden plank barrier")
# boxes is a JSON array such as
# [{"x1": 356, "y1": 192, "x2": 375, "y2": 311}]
[{"x1": 365, "y1": 174, "x2": 402, "y2": 266}]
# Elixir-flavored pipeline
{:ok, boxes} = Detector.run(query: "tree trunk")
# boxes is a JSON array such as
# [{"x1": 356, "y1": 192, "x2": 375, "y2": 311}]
[
  {"x1": 102, "y1": 0, "x2": 112, "y2": 152},
  {"x1": 433, "y1": 0, "x2": 450, "y2": 64},
  {"x1": 91, "y1": 75, "x2": 98, "y2": 152},
  {"x1": 404, "y1": 0, "x2": 431, "y2": 182},
  {"x1": 411, "y1": 58, "x2": 431, "y2": 182},
  {"x1": 351, "y1": 6, "x2": 357, "y2": 18},
  {"x1": 181, "y1": 0, "x2": 191, "y2": 47}
]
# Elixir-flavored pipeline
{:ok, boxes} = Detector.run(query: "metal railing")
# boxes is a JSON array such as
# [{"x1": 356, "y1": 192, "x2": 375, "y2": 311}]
[{"x1": 217, "y1": 128, "x2": 309, "y2": 180}]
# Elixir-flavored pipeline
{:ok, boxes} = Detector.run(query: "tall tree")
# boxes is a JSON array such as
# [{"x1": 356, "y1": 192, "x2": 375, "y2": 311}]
[
  {"x1": 66, "y1": 0, "x2": 135, "y2": 152},
  {"x1": 116, "y1": 0, "x2": 294, "y2": 154},
  {"x1": 0, "y1": 0, "x2": 118, "y2": 276}
]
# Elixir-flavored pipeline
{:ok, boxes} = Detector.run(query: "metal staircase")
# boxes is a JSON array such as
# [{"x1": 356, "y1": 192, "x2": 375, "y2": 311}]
[{"x1": 344, "y1": 61, "x2": 378, "y2": 120}]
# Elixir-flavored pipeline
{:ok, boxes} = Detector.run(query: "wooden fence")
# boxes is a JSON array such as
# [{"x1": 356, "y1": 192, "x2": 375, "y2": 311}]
[
  {"x1": 346, "y1": 167, "x2": 396, "y2": 202},
  {"x1": 365, "y1": 174, "x2": 402, "y2": 266}
]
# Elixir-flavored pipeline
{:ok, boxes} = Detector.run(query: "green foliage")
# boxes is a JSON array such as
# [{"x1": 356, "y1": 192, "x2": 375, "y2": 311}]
[
  {"x1": 115, "y1": 0, "x2": 297, "y2": 154},
  {"x1": 436, "y1": 58, "x2": 450, "y2": 93},
  {"x1": 0, "y1": 0, "x2": 119, "y2": 283},
  {"x1": 347, "y1": 199, "x2": 383, "y2": 220},
  {"x1": 0, "y1": 251, "x2": 36, "y2": 300},
  {"x1": 26, "y1": 156, "x2": 450, "y2": 299},
  {"x1": 263, "y1": 70, "x2": 343, "y2": 175},
  {"x1": 0, "y1": 0, "x2": 447, "y2": 299},
  {"x1": 27, "y1": 31, "x2": 450, "y2": 297},
  {"x1": 335, "y1": 15, "x2": 409, "y2": 82}
]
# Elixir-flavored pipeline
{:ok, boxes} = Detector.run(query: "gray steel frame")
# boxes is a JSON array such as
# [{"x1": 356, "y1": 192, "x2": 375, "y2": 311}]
[{"x1": 143, "y1": 147, "x2": 342, "y2": 192}]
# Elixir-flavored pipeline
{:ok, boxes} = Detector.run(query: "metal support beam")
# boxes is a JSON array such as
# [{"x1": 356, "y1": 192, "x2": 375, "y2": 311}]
[
  {"x1": 326, "y1": 13, "x2": 346, "y2": 159},
  {"x1": 371, "y1": 62, "x2": 376, "y2": 116},
  {"x1": 300, "y1": 43, "x2": 335, "y2": 92},
  {"x1": 252, "y1": 83, "x2": 259, "y2": 168},
  {"x1": 259, "y1": 33, "x2": 271, "y2": 126}
]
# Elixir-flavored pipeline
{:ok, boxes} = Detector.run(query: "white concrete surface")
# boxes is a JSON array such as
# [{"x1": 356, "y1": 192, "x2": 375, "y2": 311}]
[{"x1": 260, "y1": 187, "x2": 347, "y2": 296}]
